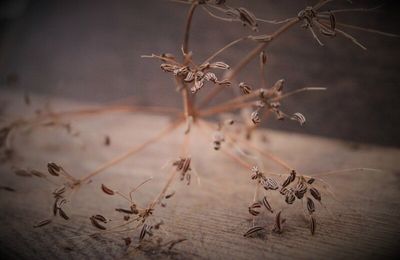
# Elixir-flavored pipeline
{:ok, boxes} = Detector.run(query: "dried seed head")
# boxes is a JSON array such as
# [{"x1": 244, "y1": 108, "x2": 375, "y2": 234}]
[
  {"x1": 307, "y1": 197, "x2": 315, "y2": 214},
  {"x1": 239, "y1": 82, "x2": 252, "y2": 95},
  {"x1": 47, "y1": 162, "x2": 62, "y2": 176},
  {"x1": 210, "y1": 61, "x2": 230, "y2": 70},
  {"x1": 243, "y1": 226, "x2": 265, "y2": 237},
  {"x1": 101, "y1": 184, "x2": 115, "y2": 195},
  {"x1": 310, "y1": 187, "x2": 321, "y2": 201},
  {"x1": 291, "y1": 112, "x2": 306, "y2": 126}
]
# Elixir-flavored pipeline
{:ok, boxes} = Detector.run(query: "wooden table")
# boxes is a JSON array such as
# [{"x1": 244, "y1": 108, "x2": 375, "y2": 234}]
[{"x1": 0, "y1": 93, "x2": 399, "y2": 259}]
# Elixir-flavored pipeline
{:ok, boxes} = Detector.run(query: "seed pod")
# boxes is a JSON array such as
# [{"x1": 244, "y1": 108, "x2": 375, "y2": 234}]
[
  {"x1": 33, "y1": 219, "x2": 52, "y2": 228},
  {"x1": 210, "y1": 61, "x2": 230, "y2": 70},
  {"x1": 329, "y1": 11, "x2": 336, "y2": 31},
  {"x1": 263, "y1": 177, "x2": 279, "y2": 190},
  {"x1": 165, "y1": 191, "x2": 175, "y2": 199},
  {"x1": 249, "y1": 34, "x2": 272, "y2": 42},
  {"x1": 47, "y1": 162, "x2": 62, "y2": 176},
  {"x1": 272, "y1": 79, "x2": 285, "y2": 92},
  {"x1": 307, "y1": 197, "x2": 315, "y2": 214},
  {"x1": 243, "y1": 226, "x2": 264, "y2": 237},
  {"x1": 236, "y1": 7, "x2": 258, "y2": 31},
  {"x1": 307, "y1": 178, "x2": 315, "y2": 184},
  {"x1": 285, "y1": 192, "x2": 296, "y2": 204},
  {"x1": 90, "y1": 216, "x2": 106, "y2": 230},
  {"x1": 280, "y1": 187, "x2": 289, "y2": 195},
  {"x1": 262, "y1": 196, "x2": 273, "y2": 213},
  {"x1": 294, "y1": 182, "x2": 307, "y2": 199},
  {"x1": 182, "y1": 157, "x2": 191, "y2": 174},
  {"x1": 251, "y1": 111, "x2": 261, "y2": 124},
  {"x1": 53, "y1": 199, "x2": 59, "y2": 216},
  {"x1": 59, "y1": 208, "x2": 70, "y2": 220},
  {"x1": 282, "y1": 170, "x2": 296, "y2": 188},
  {"x1": 93, "y1": 214, "x2": 107, "y2": 223},
  {"x1": 291, "y1": 113, "x2": 306, "y2": 126},
  {"x1": 101, "y1": 184, "x2": 114, "y2": 195},
  {"x1": 115, "y1": 208, "x2": 135, "y2": 214},
  {"x1": 184, "y1": 71, "x2": 195, "y2": 82},
  {"x1": 30, "y1": 169, "x2": 46, "y2": 178},
  {"x1": 310, "y1": 187, "x2": 321, "y2": 201},
  {"x1": 216, "y1": 79, "x2": 232, "y2": 87},
  {"x1": 273, "y1": 211, "x2": 282, "y2": 233},
  {"x1": 239, "y1": 82, "x2": 252, "y2": 95},
  {"x1": 310, "y1": 215, "x2": 316, "y2": 235},
  {"x1": 14, "y1": 169, "x2": 32, "y2": 177},
  {"x1": 139, "y1": 224, "x2": 153, "y2": 241},
  {"x1": 198, "y1": 62, "x2": 210, "y2": 71},
  {"x1": 53, "y1": 186, "x2": 66, "y2": 197},
  {"x1": 160, "y1": 63, "x2": 177, "y2": 72},
  {"x1": 204, "y1": 72, "x2": 217, "y2": 83},
  {"x1": 260, "y1": 51, "x2": 267, "y2": 65},
  {"x1": 248, "y1": 202, "x2": 261, "y2": 216}
]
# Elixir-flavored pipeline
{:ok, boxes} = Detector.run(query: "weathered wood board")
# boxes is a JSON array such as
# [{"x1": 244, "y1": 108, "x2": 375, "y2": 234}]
[{"x1": 0, "y1": 92, "x2": 399, "y2": 259}]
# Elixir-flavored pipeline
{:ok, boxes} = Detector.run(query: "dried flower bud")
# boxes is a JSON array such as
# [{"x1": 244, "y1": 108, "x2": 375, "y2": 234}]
[{"x1": 216, "y1": 79, "x2": 232, "y2": 87}]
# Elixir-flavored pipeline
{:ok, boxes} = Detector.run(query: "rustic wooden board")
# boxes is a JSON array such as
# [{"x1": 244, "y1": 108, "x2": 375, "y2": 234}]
[{"x1": 0, "y1": 93, "x2": 399, "y2": 259}]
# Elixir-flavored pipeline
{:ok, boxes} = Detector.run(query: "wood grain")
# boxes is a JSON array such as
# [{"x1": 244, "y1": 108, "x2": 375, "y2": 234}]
[{"x1": 0, "y1": 93, "x2": 399, "y2": 259}]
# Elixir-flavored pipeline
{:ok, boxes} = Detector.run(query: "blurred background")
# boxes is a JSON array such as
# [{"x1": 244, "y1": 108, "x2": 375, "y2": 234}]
[{"x1": 0, "y1": 0, "x2": 399, "y2": 146}]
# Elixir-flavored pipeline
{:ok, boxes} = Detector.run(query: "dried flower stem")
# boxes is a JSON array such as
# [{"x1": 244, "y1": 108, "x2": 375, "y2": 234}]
[
  {"x1": 80, "y1": 118, "x2": 183, "y2": 183},
  {"x1": 199, "y1": 17, "x2": 300, "y2": 108}
]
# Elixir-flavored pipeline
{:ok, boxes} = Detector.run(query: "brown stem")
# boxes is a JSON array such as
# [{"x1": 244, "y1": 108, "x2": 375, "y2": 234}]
[
  {"x1": 198, "y1": 18, "x2": 300, "y2": 108},
  {"x1": 80, "y1": 118, "x2": 183, "y2": 183}
]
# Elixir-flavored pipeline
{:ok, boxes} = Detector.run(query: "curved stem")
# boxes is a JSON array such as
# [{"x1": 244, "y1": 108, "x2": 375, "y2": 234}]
[{"x1": 80, "y1": 118, "x2": 183, "y2": 183}]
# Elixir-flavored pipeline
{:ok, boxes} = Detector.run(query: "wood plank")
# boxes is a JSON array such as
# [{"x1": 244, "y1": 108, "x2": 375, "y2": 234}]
[{"x1": 0, "y1": 92, "x2": 399, "y2": 259}]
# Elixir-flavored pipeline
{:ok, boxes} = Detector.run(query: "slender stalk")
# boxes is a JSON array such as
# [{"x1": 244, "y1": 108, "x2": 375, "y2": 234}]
[
  {"x1": 198, "y1": 18, "x2": 300, "y2": 108},
  {"x1": 79, "y1": 118, "x2": 183, "y2": 183},
  {"x1": 198, "y1": 100, "x2": 255, "y2": 117}
]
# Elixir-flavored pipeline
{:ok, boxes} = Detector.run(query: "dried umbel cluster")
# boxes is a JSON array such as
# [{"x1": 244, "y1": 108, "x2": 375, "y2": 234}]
[
  {"x1": 2, "y1": 0, "x2": 397, "y2": 252},
  {"x1": 247, "y1": 167, "x2": 322, "y2": 236}
]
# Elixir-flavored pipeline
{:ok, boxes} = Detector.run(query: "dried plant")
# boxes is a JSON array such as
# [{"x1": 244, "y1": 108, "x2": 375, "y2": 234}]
[{"x1": 1, "y1": 0, "x2": 398, "y2": 251}]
